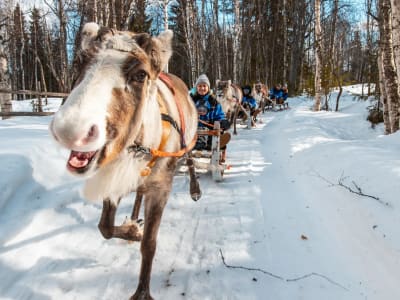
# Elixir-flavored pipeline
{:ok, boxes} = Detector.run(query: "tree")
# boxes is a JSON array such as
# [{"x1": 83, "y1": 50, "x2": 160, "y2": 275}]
[
  {"x1": 0, "y1": 34, "x2": 12, "y2": 116},
  {"x1": 232, "y1": 0, "x2": 241, "y2": 84},
  {"x1": 390, "y1": 0, "x2": 400, "y2": 80},
  {"x1": 379, "y1": 0, "x2": 400, "y2": 133},
  {"x1": 314, "y1": 0, "x2": 323, "y2": 111}
]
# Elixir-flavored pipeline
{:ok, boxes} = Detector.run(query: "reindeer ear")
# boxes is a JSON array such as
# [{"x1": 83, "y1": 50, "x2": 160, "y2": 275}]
[
  {"x1": 152, "y1": 30, "x2": 173, "y2": 72},
  {"x1": 133, "y1": 33, "x2": 151, "y2": 50},
  {"x1": 228, "y1": 80, "x2": 231, "y2": 85},
  {"x1": 81, "y1": 23, "x2": 100, "y2": 51}
]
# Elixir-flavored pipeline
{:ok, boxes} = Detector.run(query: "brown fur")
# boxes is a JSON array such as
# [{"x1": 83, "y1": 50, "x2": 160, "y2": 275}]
[{"x1": 98, "y1": 88, "x2": 136, "y2": 167}]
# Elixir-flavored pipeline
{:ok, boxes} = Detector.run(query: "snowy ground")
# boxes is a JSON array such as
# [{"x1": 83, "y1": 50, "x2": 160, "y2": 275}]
[{"x1": 1, "y1": 87, "x2": 399, "y2": 300}]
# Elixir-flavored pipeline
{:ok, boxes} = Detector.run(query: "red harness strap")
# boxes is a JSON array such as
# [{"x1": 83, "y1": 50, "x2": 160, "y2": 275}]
[
  {"x1": 158, "y1": 72, "x2": 187, "y2": 141},
  {"x1": 139, "y1": 73, "x2": 196, "y2": 176}
]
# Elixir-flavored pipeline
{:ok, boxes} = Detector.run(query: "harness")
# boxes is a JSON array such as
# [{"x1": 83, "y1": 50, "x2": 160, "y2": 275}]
[{"x1": 127, "y1": 72, "x2": 197, "y2": 176}]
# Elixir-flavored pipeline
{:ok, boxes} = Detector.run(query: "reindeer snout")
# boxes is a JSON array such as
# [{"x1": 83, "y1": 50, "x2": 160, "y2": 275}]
[
  {"x1": 69, "y1": 124, "x2": 99, "y2": 147},
  {"x1": 83, "y1": 124, "x2": 99, "y2": 144},
  {"x1": 51, "y1": 118, "x2": 103, "y2": 151}
]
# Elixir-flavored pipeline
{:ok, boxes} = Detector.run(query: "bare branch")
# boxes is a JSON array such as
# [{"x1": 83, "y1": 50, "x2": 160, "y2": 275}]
[
  {"x1": 220, "y1": 249, "x2": 349, "y2": 291},
  {"x1": 286, "y1": 272, "x2": 349, "y2": 290},
  {"x1": 312, "y1": 171, "x2": 389, "y2": 206},
  {"x1": 219, "y1": 249, "x2": 284, "y2": 280}
]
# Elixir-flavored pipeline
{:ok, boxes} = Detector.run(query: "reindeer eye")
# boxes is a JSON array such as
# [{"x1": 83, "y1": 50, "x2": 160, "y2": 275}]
[{"x1": 131, "y1": 70, "x2": 148, "y2": 83}]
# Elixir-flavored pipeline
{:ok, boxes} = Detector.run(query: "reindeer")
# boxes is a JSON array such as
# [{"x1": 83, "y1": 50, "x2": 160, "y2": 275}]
[
  {"x1": 215, "y1": 79, "x2": 243, "y2": 135},
  {"x1": 252, "y1": 82, "x2": 269, "y2": 113},
  {"x1": 50, "y1": 23, "x2": 200, "y2": 300}
]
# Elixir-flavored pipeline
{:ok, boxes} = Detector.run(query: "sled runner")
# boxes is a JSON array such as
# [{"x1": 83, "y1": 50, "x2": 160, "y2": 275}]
[{"x1": 192, "y1": 121, "x2": 227, "y2": 182}]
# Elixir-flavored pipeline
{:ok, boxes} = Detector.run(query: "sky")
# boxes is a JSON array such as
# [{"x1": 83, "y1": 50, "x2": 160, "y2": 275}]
[{"x1": 0, "y1": 85, "x2": 399, "y2": 300}]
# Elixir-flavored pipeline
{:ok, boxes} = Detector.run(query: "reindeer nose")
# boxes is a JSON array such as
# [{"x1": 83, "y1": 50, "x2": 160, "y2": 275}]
[
  {"x1": 68, "y1": 124, "x2": 99, "y2": 148},
  {"x1": 81, "y1": 124, "x2": 99, "y2": 145}
]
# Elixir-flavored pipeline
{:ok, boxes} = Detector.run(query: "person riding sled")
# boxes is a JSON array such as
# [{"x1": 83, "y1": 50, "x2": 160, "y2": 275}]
[
  {"x1": 191, "y1": 74, "x2": 231, "y2": 162},
  {"x1": 270, "y1": 83, "x2": 289, "y2": 108},
  {"x1": 240, "y1": 85, "x2": 261, "y2": 125}
]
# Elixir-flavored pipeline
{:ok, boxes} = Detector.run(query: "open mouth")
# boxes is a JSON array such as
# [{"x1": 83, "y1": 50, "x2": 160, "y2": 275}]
[{"x1": 67, "y1": 150, "x2": 99, "y2": 173}]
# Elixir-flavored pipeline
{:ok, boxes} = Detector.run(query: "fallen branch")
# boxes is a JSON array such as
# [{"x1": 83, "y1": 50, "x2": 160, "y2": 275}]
[
  {"x1": 219, "y1": 249, "x2": 348, "y2": 290},
  {"x1": 313, "y1": 171, "x2": 389, "y2": 206},
  {"x1": 286, "y1": 272, "x2": 349, "y2": 291},
  {"x1": 219, "y1": 249, "x2": 284, "y2": 280}
]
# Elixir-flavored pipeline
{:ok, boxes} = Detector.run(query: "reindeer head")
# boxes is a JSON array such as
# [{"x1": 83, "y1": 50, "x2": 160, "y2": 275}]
[
  {"x1": 50, "y1": 23, "x2": 173, "y2": 178},
  {"x1": 215, "y1": 80, "x2": 232, "y2": 101}
]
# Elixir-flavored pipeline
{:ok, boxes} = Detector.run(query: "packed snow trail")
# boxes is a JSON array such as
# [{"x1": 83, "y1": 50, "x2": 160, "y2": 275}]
[{"x1": 243, "y1": 99, "x2": 400, "y2": 300}]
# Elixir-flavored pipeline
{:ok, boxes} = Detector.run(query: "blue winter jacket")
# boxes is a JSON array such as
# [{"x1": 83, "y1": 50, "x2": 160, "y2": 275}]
[
  {"x1": 191, "y1": 93, "x2": 226, "y2": 129},
  {"x1": 270, "y1": 87, "x2": 283, "y2": 99},
  {"x1": 242, "y1": 96, "x2": 257, "y2": 109}
]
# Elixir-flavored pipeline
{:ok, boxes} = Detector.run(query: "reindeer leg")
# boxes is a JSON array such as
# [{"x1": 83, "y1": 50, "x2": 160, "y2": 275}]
[
  {"x1": 98, "y1": 198, "x2": 119, "y2": 239},
  {"x1": 131, "y1": 191, "x2": 144, "y2": 220},
  {"x1": 233, "y1": 106, "x2": 239, "y2": 135},
  {"x1": 130, "y1": 185, "x2": 170, "y2": 300},
  {"x1": 186, "y1": 155, "x2": 201, "y2": 201},
  {"x1": 98, "y1": 198, "x2": 143, "y2": 242}
]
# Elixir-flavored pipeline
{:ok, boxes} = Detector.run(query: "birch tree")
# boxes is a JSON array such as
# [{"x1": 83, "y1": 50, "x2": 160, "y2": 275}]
[
  {"x1": 378, "y1": 49, "x2": 391, "y2": 134},
  {"x1": 379, "y1": 0, "x2": 400, "y2": 133},
  {"x1": 390, "y1": 0, "x2": 400, "y2": 79},
  {"x1": 0, "y1": 35, "x2": 12, "y2": 116},
  {"x1": 282, "y1": 0, "x2": 288, "y2": 84},
  {"x1": 314, "y1": 0, "x2": 323, "y2": 111},
  {"x1": 232, "y1": 0, "x2": 241, "y2": 83}
]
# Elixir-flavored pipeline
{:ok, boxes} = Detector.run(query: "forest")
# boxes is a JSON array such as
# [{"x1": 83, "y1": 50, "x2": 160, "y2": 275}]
[{"x1": 0, "y1": 0, "x2": 399, "y2": 134}]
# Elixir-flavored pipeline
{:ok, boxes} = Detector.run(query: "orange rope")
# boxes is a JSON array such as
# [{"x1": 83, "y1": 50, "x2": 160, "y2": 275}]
[
  {"x1": 140, "y1": 73, "x2": 196, "y2": 176},
  {"x1": 198, "y1": 119, "x2": 215, "y2": 128}
]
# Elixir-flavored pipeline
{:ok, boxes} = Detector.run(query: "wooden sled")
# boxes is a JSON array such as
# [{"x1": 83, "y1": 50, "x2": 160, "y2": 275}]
[
  {"x1": 192, "y1": 121, "x2": 227, "y2": 182},
  {"x1": 266, "y1": 99, "x2": 289, "y2": 111},
  {"x1": 237, "y1": 105, "x2": 259, "y2": 129}
]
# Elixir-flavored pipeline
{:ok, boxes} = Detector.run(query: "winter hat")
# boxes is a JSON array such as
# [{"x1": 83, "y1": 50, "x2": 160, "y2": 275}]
[{"x1": 195, "y1": 74, "x2": 210, "y2": 88}]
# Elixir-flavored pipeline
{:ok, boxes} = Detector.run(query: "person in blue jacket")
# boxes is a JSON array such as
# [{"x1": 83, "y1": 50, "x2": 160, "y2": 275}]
[
  {"x1": 269, "y1": 83, "x2": 289, "y2": 108},
  {"x1": 240, "y1": 85, "x2": 260, "y2": 123},
  {"x1": 269, "y1": 83, "x2": 284, "y2": 102},
  {"x1": 242, "y1": 85, "x2": 257, "y2": 110},
  {"x1": 191, "y1": 74, "x2": 231, "y2": 157}
]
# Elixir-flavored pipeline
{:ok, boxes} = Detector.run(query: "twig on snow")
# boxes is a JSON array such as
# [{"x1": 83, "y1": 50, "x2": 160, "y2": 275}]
[
  {"x1": 219, "y1": 249, "x2": 284, "y2": 280},
  {"x1": 286, "y1": 272, "x2": 349, "y2": 291},
  {"x1": 313, "y1": 170, "x2": 389, "y2": 206},
  {"x1": 219, "y1": 249, "x2": 348, "y2": 290}
]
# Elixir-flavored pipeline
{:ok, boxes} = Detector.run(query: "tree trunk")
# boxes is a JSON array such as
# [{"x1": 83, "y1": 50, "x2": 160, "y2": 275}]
[
  {"x1": 163, "y1": 0, "x2": 170, "y2": 73},
  {"x1": 378, "y1": 50, "x2": 391, "y2": 134},
  {"x1": 390, "y1": 0, "x2": 400, "y2": 79},
  {"x1": 0, "y1": 56, "x2": 12, "y2": 118},
  {"x1": 18, "y1": 10, "x2": 26, "y2": 99},
  {"x1": 282, "y1": 0, "x2": 288, "y2": 84},
  {"x1": 183, "y1": 1, "x2": 197, "y2": 86},
  {"x1": 380, "y1": 0, "x2": 400, "y2": 133},
  {"x1": 213, "y1": 0, "x2": 221, "y2": 80},
  {"x1": 314, "y1": 0, "x2": 323, "y2": 111},
  {"x1": 232, "y1": 0, "x2": 241, "y2": 83}
]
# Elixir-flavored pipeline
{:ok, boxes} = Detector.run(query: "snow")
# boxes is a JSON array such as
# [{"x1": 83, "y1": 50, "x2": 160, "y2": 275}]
[{"x1": 1, "y1": 87, "x2": 399, "y2": 300}]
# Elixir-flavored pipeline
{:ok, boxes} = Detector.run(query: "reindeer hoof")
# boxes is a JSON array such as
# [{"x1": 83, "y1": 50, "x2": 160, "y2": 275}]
[
  {"x1": 129, "y1": 290, "x2": 153, "y2": 300},
  {"x1": 117, "y1": 219, "x2": 144, "y2": 241}
]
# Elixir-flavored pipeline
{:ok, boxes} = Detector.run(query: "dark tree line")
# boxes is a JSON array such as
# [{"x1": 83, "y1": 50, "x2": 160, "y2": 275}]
[{"x1": 0, "y1": 0, "x2": 398, "y2": 133}]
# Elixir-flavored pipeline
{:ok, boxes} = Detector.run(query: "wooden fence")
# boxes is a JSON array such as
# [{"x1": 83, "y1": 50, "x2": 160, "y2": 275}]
[{"x1": 0, "y1": 89, "x2": 69, "y2": 117}]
